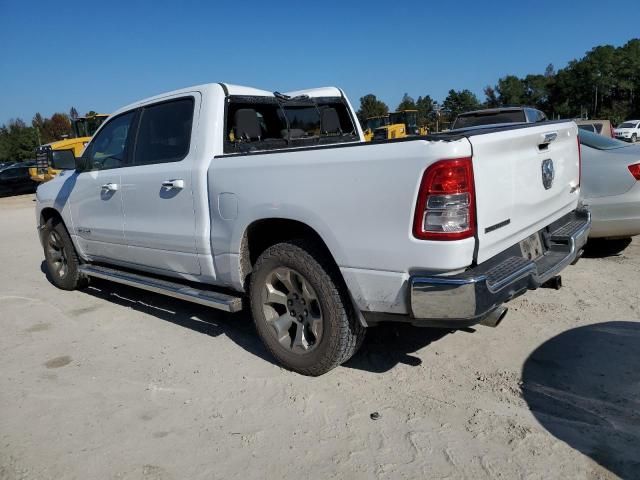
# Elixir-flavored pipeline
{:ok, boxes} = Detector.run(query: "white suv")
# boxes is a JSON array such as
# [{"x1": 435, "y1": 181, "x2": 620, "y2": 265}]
[{"x1": 614, "y1": 120, "x2": 640, "y2": 143}]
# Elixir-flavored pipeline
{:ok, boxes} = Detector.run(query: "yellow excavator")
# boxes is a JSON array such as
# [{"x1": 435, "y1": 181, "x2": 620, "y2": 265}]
[
  {"x1": 30, "y1": 113, "x2": 109, "y2": 183},
  {"x1": 371, "y1": 110, "x2": 428, "y2": 141},
  {"x1": 363, "y1": 115, "x2": 390, "y2": 142}
]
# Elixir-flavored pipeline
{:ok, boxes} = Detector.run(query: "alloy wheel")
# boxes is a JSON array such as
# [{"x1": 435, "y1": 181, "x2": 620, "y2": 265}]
[
  {"x1": 261, "y1": 267, "x2": 323, "y2": 354},
  {"x1": 47, "y1": 231, "x2": 68, "y2": 278}
]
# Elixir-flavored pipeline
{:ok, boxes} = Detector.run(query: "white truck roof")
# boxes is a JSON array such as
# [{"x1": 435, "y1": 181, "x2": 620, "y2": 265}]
[{"x1": 110, "y1": 83, "x2": 344, "y2": 118}]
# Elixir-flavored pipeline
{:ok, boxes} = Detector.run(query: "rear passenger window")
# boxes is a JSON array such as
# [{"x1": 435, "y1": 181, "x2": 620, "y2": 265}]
[
  {"x1": 227, "y1": 100, "x2": 287, "y2": 144},
  {"x1": 133, "y1": 98, "x2": 194, "y2": 166}
]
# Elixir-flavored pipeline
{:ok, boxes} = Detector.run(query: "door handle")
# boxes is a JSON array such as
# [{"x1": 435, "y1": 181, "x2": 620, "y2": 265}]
[
  {"x1": 101, "y1": 183, "x2": 119, "y2": 191},
  {"x1": 162, "y1": 179, "x2": 184, "y2": 190},
  {"x1": 538, "y1": 132, "x2": 558, "y2": 149}
]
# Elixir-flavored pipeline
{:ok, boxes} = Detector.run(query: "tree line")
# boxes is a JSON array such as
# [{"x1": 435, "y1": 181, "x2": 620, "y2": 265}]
[
  {"x1": 0, "y1": 108, "x2": 81, "y2": 162},
  {"x1": 357, "y1": 38, "x2": 640, "y2": 131}
]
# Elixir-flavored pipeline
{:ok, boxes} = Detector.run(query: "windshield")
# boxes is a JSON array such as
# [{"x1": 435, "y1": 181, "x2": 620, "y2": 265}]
[
  {"x1": 618, "y1": 122, "x2": 638, "y2": 129},
  {"x1": 403, "y1": 111, "x2": 417, "y2": 128},
  {"x1": 366, "y1": 117, "x2": 388, "y2": 130},
  {"x1": 453, "y1": 110, "x2": 526, "y2": 130},
  {"x1": 389, "y1": 111, "x2": 418, "y2": 128},
  {"x1": 72, "y1": 116, "x2": 108, "y2": 138},
  {"x1": 579, "y1": 130, "x2": 629, "y2": 150}
]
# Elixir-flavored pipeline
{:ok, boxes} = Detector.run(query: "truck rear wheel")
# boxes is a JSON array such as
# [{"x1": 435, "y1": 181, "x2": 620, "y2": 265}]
[
  {"x1": 249, "y1": 240, "x2": 365, "y2": 376},
  {"x1": 42, "y1": 218, "x2": 87, "y2": 291}
]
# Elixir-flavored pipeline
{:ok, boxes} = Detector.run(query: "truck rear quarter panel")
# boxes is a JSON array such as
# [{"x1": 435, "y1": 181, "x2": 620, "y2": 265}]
[{"x1": 208, "y1": 139, "x2": 474, "y2": 313}]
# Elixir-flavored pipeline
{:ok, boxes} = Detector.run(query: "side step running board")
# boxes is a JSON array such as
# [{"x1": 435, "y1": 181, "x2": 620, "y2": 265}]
[{"x1": 78, "y1": 265, "x2": 243, "y2": 313}]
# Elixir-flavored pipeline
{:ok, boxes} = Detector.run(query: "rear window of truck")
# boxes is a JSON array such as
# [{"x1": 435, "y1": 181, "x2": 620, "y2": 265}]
[{"x1": 224, "y1": 96, "x2": 358, "y2": 154}]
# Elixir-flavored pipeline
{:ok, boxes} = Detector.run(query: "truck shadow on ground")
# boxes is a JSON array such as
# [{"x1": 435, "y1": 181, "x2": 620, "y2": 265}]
[
  {"x1": 582, "y1": 238, "x2": 632, "y2": 258},
  {"x1": 521, "y1": 321, "x2": 640, "y2": 480},
  {"x1": 41, "y1": 262, "x2": 451, "y2": 374},
  {"x1": 343, "y1": 324, "x2": 451, "y2": 373}
]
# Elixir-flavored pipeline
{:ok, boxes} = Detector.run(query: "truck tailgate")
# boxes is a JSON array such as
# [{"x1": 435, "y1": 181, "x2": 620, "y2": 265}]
[{"x1": 469, "y1": 122, "x2": 580, "y2": 263}]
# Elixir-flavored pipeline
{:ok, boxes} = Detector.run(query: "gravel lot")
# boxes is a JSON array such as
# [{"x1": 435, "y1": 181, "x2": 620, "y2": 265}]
[{"x1": 1, "y1": 193, "x2": 639, "y2": 480}]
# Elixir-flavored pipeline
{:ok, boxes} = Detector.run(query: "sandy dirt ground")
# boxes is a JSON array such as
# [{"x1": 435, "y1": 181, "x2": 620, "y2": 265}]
[{"x1": 1, "y1": 194, "x2": 638, "y2": 480}]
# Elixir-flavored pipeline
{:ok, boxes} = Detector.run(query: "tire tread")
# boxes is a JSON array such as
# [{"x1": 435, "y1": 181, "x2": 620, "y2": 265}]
[{"x1": 250, "y1": 239, "x2": 365, "y2": 376}]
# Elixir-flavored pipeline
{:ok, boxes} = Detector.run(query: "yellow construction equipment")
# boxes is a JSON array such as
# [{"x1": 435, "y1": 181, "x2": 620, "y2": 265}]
[
  {"x1": 30, "y1": 113, "x2": 109, "y2": 182},
  {"x1": 372, "y1": 110, "x2": 428, "y2": 141},
  {"x1": 363, "y1": 115, "x2": 390, "y2": 142}
]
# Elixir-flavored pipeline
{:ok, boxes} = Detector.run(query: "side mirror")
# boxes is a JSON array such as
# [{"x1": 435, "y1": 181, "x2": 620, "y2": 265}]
[
  {"x1": 50, "y1": 150, "x2": 77, "y2": 171},
  {"x1": 75, "y1": 155, "x2": 87, "y2": 172}
]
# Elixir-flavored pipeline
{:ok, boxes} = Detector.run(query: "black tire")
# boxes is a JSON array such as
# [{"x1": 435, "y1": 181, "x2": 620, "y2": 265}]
[
  {"x1": 249, "y1": 239, "x2": 365, "y2": 376},
  {"x1": 632, "y1": 134, "x2": 637, "y2": 143},
  {"x1": 42, "y1": 218, "x2": 88, "y2": 290}
]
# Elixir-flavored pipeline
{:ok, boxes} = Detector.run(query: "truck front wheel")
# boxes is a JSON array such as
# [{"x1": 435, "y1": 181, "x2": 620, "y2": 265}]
[
  {"x1": 42, "y1": 218, "x2": 87, "y2": 291},
  {"x1": 249, "y1": 240, "x2": 365, "y2": 376}
]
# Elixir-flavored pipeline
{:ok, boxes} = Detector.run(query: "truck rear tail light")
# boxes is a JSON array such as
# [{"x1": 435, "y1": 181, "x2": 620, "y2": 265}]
[
  {"x1": 628, "y1": 163, "x2": 640, "y2": 180},
  {"x1": 413, "y1": 158, "x2": 476, "y2": 240}
]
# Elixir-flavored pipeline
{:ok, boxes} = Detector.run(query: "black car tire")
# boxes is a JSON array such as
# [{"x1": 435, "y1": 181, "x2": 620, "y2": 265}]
[
  {"x1": 42, "y1": 218, "x2": 88, "y2": 290},
  {"x1": 250, "y1": 239, "x2": 365, "y2": 376}
]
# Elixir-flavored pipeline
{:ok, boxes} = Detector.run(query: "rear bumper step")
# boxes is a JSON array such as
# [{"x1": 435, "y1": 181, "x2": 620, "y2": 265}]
[
  {"x1": 78, "y1": 265, "x2": 243, "y2": 313},
  {"x1": 409, "y1": 208, "x2": 590, "y2": 326}
]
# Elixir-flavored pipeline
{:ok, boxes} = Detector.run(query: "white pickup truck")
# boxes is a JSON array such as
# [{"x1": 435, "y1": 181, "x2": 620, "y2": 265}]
[{"x1": 36, "y1": 83, "x2": 590, "y2": 375}]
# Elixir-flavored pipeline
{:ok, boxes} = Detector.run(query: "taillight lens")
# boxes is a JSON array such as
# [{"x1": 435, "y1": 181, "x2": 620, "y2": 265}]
[
  {"x1": 629, "y1": 163, "x2": 640, "y2": 180},
  {"x1": 413, "y1": 157, "x2": 476, "y2": 240}
]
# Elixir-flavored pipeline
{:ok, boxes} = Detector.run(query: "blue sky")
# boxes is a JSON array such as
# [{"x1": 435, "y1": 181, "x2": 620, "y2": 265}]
[{"x1": 0, "y1": 0, "x2": 638, "y2": 123}]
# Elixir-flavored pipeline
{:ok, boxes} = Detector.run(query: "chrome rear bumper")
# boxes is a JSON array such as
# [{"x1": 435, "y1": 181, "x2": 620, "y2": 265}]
[{"x1": 409, "y1": 208, "x2": 591, "y2": 326}]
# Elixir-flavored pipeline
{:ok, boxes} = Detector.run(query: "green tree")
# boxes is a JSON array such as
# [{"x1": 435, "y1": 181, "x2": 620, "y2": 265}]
[
  {"x1": 0, "y1": 119, "x2": 39, "y2": 162},
  {"x1": 416, "y1": 95, "x2": 435, "y2": 126},
  {"x1": 442, "y1": 89, "x2": 481, "y2": 118},
  {"x1": 496, "y1": 75, "x2": 526, "y2": 105},
  {"x1": 522, "y1": 74, "x2": 551, "y2": 110},
  {"x1": 397, "y1": 93, "x2": 417, "y2": 111},
  {"x1": 356, "y1": 94, "x2": 389, "y2": 124},
  {"x1": 547, "y1": 39, "x2": 640, "y2": 122},
  {"x1": 483, "y1": 86, "x2": 499, "y2": 107},
  {"x1": 544, "y1": 63, "x2": 555, "y2": 78},
  {"x1": 32, "y1": 113, "x2": 45, "y2": 145}
]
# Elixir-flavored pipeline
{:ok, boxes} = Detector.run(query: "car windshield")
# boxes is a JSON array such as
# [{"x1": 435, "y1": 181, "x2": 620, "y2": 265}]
[
  {"x1": 618, "y1": 122, "x2": 638, "y2": 129},
  {"x1": 72, "y1": 116, "x2": 108, "y2": 138},
  {"x1": 366, "y1": 117, "x2": 388, "y2": 130},
  {"x1": 579, "y1": 130, "x2": 629, "y2": 150}
]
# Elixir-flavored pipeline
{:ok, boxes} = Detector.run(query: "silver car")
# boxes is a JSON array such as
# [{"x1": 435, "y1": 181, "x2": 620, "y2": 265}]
[{"x1": 580, "y1": 130, "x2": 640, "y2": 243}]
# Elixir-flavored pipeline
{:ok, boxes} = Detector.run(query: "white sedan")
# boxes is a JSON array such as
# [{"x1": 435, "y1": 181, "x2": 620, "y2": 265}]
[{"x1": 580, "y1": 130, "x2": 640, "y2": 245}]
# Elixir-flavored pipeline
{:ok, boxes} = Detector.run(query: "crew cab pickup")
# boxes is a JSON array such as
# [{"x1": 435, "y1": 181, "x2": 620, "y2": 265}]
[{"x1": 36, "y1": 83, "x2": 590, "y2": 375}]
